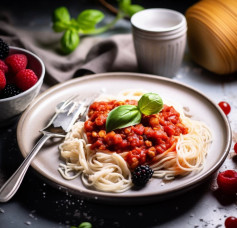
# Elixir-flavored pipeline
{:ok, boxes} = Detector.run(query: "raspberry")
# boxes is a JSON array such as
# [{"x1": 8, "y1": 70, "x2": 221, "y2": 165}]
[
  {"x1": 15, "y1": 69, "x2": 38, "y2": 91},
  {"x1": 0, "y1": 70, "x2": 6, "y2": 90},
  {"x1": 132, "y1": 165, "x2": 154, "y2": 186},
  {"x1": 0, "y1": 60, "x2": 8, "y2": 73},
  {"x1": 5, "y1": 54, "x2": 28, "y2": 74},
  {"x1": 1, "y1": 84, "x2": 22, "y2": 98},
  {"x1": 0, "y1": 38, "x2": 9, "y2": 60},
  {"x1": 217, "y1": 170, "x2": 237, "y2": 195}
]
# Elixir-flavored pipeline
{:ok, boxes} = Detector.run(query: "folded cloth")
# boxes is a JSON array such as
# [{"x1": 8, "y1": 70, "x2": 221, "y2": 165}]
[{"x1": 0, "y1": 20, "x2": 138, "y2": 90}]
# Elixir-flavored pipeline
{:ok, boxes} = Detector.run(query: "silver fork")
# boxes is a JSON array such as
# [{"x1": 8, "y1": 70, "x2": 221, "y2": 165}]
[{"x1": 0, "y1": 95, "x2": 94, "y2": 202}]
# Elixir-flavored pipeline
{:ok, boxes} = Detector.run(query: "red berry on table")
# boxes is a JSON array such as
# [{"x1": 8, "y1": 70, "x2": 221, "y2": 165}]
[
  {"x1": 0, "y1": 60, "x2": 8, "y2": 73},
  {"x1": 218, "y1": 101, "x2": 231, "y2": 115},
  {"x1": 217, "y1": 170, "x2": 237, "y2": 195},
  {"x1": 0, "y1": 70, "x2": 6, "y2": 90},
  {"x1": 5, "y1": 54, "x2": 27, "y2": 74},
  {"x1": 234, "y1": 143, "x2": 237, "y2": 154},
  {"x1": 225, "y1": 216, "x2": 237, "y2": 228},
  {"x1": 15, "y1": 69, "x2": 38, "y2": 91}
]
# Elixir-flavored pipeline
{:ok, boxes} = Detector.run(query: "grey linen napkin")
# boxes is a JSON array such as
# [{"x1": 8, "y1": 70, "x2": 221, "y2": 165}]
[{"x1": 0, "y1": 21, "x2": 138, "y2": 90}]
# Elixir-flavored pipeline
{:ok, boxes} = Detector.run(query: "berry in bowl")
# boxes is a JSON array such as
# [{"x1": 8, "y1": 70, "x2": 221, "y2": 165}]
[{"x1": 0, "y1": 39, "x2": 45, "y2": 126}]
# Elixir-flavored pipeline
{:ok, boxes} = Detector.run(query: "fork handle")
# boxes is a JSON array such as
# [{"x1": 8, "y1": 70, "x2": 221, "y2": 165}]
[{"x1": 0, "y1": 133, "x2": 53, "y2": 202}]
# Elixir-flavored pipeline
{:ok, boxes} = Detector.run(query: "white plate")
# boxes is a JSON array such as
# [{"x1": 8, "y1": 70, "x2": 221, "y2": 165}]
[{"x1": 17, "y1": 72, "x2": 231, "y2": 204}]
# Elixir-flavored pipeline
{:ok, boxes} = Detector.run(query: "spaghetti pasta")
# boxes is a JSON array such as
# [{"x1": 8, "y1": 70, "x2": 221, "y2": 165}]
[
  {"x1": 58, "y1": 121, "x2": 132, "y2": 192},
  {"x1": 58, "y1": 90, "x2": 212, "y2": 192}
]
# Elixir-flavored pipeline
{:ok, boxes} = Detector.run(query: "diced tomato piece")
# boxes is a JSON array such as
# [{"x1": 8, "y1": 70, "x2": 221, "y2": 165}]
[
  {"x1": 164, "y1": 125, "x2": 176, "y2": 136},
  {"x1": 133, "y1": 124, "x2": 145, "y2": 135},
  {"x1": 84, "y1": 120, "x2": 93, "y2": 132},
  {"x1": 113, "y1": 134, "x2": 123, "y2": 144}
]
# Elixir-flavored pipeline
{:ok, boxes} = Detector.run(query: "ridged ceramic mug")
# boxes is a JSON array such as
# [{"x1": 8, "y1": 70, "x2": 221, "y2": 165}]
[{"x1": 131, "y1": 8, "x2": 187, "y2": 78}]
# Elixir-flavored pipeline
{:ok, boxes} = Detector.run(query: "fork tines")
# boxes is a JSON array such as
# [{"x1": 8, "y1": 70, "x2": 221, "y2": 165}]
[{"x1": 42, "y1": 93, "x2": 98, "y2": 134}]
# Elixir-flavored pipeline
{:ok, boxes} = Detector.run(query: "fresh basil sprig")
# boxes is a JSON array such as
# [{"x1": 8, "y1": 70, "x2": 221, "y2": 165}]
[
  {"x1": 53, "y1": 7, "x2": 105, "y2": 54},
  {"x1": 52, "y1": 0, "x2": 144, "y2": 54},
  {"x1": 106, "y1": 93, "x2": 163, "y2": 132}
]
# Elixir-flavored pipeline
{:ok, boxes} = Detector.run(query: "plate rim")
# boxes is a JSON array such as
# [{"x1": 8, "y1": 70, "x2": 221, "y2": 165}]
[{"x1": 17, "y1": 72, "x2": 232, "y2": 203}]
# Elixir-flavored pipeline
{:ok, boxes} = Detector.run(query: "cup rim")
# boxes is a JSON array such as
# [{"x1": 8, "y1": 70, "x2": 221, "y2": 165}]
[
  {"x1": 131, "y1": 8, "x2": 187, "y2": 33},
  {"x1": 0, "y1": 46, "x2": 45, "y2": 102}
]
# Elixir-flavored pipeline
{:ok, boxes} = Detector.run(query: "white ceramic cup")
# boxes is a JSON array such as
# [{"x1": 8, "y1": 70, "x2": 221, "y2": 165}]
[{"x1": 131, "y1": 8, "x2": 187, "y2": 77}]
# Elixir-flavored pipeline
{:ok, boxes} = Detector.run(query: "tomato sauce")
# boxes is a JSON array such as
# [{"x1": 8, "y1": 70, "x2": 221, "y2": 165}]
[{"x1": 84, "y1": 100, "x2": 188, "y2": 169}]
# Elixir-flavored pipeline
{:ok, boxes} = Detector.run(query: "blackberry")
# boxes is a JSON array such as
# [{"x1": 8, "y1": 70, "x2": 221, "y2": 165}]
[
  {"x1": 132, "y1": 165, "x2": 154, "y2": 187},
  {"x1": 0, "y1": 38, "x2": 9, "y2": 60},
  {"x1": 1, "y1": 84, "x2": 22, "y2": 98}
]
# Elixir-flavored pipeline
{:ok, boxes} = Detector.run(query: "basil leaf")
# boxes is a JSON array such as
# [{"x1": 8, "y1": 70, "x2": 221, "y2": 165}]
[
  {"x1": 138, "y1": 93, "x2": 163, "y2": 115},
  {"x1": 106, "y1": 105, "x2": 141, "y2": 132},
  {"x1": 61, "y1": 29, "x2": 80, "y2": 54},
  {"x1": 77, "y1": 10, "x2": 104, "y2": 30},
  {"x1": 118, "y1": 0, "x2": 143, "y2": 17},
  {"x1": 118, "y1": 0, "x2": 131, "y2": 11},
  {"x1": 53, "y1": 7, "x2": 70, "y2": 23},
  {"x1": 78, "y1": 222, "x2": 92, "y2": 228},
  {"x1": 53, "y1": 21, "x2": 68, "y2": 32},
  {"x1": 126, "y1": 5, "x2": 144, "y2": 17},
  {"x1": 69, "y1": 19, "x2": 81, "y2": 31}
]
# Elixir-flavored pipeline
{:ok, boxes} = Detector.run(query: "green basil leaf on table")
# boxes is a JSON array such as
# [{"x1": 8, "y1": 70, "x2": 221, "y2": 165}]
[
  {"x1": 52, "y1": 2, "x2": 144, "y2": 54},
  {"x1": 77, "y1": 10, "x2": 104, "y2": 30},
  {"x1": 118, "y1": 0, "x2": 144, "y2": 17},
  {"x1": 106, "y1": 105, "x2": 141, "y2": 132},
  {"x1": 138, "y1": 93, "x2": 163, "y2": 115},
  {"x1": 126, "y1": 5, "x2": 144, "y2": 16},
  {"x1": 53, "y1": 7, "x2": 70, "y2": 23},
  {"x1": 118, "y1": 0, "x2": 131, "y2": 10},
  {"x1": 78, "y1": 222, "x2": 92, "y2": 228},
  {"x1": 61, "y1": 29, "x2": 80, "y2": 54}
]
